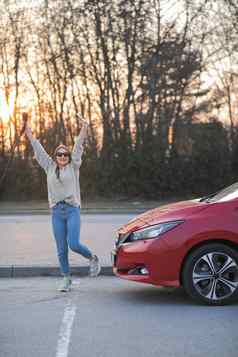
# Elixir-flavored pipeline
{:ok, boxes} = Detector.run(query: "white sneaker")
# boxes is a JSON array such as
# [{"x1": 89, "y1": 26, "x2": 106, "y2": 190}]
[
  {"x1": 89, "y1": 255, "x2": 101, "y2": 277},
  {"x1": 58, "y1": 276, "x2": 72, "y2": 292}
]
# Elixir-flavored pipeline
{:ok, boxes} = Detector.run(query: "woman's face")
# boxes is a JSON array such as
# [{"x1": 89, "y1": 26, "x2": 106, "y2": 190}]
[{"x1": 55, "y1": 150, "x2": 70, "y2": 167}]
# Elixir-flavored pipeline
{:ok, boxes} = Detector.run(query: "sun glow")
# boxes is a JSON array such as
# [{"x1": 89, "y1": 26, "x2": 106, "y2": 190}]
[{"x1": 0, "y1": 89, "x2": 15, "y2": 122}]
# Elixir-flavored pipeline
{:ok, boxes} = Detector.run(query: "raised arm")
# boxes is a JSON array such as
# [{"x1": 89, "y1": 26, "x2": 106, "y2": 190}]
[
  {"x1": 25, "y1": 124, "x2": 53, "y2": 172},
  {"x1": 71, "y1": 115, "x2": 89, "y2": 168}
]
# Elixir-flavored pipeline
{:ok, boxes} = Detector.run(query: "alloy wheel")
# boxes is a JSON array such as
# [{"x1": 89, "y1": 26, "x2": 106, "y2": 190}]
[{"x1": 192, "y1": 252, "x2": 238, "y2": 302}]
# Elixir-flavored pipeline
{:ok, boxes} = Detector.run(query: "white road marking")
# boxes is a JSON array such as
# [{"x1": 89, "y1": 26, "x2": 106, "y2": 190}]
[{"x1": 56, "y1": 299, "x2": 77, "y2": 357}]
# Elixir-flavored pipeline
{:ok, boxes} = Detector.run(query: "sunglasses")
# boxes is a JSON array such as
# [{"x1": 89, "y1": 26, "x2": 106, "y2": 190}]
[{"x1": 56, "y1": 152, "x2": 70, "y2": 158}]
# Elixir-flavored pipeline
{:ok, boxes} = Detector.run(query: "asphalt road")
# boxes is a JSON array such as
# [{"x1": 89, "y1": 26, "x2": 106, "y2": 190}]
[
  {"x1": 0, "y1": 214, "x2": 135, "y2": 266},
  {"x1": 1, "y1": 276, "x2": 237, "y2": 357}
]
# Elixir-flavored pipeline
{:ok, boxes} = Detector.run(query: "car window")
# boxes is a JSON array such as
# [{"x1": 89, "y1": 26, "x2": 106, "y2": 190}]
[{"x1": 207, "y1": 182, "x2": 238, "y2": 203}]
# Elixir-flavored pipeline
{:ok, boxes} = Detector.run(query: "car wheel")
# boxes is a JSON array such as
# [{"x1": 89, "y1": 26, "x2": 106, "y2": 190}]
[{"x1": 182, "y1": 243, "x2": 238, "y2": 305}]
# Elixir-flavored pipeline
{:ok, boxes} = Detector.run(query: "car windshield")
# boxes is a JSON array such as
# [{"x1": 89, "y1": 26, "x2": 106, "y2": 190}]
[{"x1": 204, "y1": 182, "x2": 238, "y2": 203}]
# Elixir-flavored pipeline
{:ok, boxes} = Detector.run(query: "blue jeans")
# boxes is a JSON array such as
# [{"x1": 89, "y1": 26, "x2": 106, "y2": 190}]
[{"x1": 51, "y1": 202, "x2": 93, "y2": 275}]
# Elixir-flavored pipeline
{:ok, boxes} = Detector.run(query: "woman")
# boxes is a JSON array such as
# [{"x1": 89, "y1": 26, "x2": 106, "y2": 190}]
[{"x1": 25, "y1": 115, "x2": 101, "y2": 292}]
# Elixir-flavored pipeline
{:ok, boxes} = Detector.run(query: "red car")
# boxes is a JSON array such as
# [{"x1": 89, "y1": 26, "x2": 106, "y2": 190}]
[{"x1": 112, "y1": 183, "x2": 238, "y2": 305}]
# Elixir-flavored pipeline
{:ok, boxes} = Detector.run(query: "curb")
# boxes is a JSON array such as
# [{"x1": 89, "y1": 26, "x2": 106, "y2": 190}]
[{"x1": 0, "y1": 266, "x2": 113, "y2": 278}]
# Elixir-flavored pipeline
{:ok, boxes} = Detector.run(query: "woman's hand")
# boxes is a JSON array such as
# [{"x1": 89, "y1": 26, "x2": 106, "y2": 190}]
[
  {"x1": 25, "y1": 124, "x2": 34, "y2": 140},
  {"x1": 76, "y1": 114, "x2": 89, "y2": 127}
]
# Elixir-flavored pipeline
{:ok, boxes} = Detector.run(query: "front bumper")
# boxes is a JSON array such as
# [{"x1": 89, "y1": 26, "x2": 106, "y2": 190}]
[
  {"x1": 111, "y1": 241, "x2": 155, "y2": 284},
  {"x1": 111, "y1": 238, "x2": 181, "y2": 288}
]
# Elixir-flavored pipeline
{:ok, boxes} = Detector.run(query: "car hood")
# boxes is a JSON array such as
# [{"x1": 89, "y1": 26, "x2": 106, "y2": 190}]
[{"x1": 118, "y1": 199, "x2": 208, "y2": 234}]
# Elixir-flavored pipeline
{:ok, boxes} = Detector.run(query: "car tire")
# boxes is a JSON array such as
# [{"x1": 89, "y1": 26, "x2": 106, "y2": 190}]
[{"x1": 182, "y1": 243, "x2": 238, "y2": 305}]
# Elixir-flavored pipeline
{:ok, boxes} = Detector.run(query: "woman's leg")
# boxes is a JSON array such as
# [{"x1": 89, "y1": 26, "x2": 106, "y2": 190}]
[
  {"x1": 66, "y1": 206, "x2": 93, "y2": 259},
  {"x1": 52, "y1": 206, "x2": 70, "y2": 275}
]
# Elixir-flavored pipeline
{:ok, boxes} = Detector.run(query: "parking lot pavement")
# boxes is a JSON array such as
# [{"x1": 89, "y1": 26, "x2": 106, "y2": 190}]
[
  {"x1": 0, "y1": 214, "x2": 135, "y2": 267},
  {"x1": 1, "y1": 276, "x2": 237, "y2": 357}
]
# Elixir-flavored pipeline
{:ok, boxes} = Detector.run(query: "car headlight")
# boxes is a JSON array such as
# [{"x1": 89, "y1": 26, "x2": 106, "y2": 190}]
[{"x1": 130, "y1": 220, "x2": 184, "y2": 241}]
